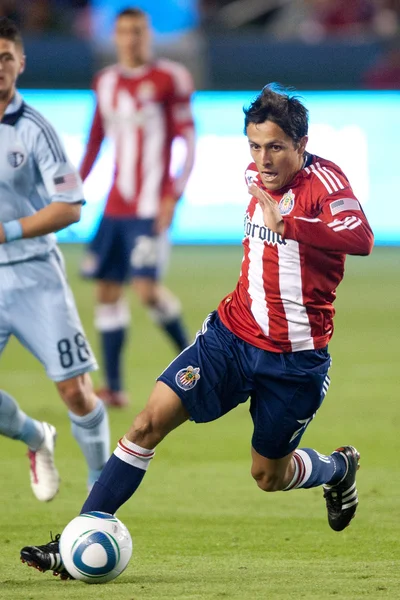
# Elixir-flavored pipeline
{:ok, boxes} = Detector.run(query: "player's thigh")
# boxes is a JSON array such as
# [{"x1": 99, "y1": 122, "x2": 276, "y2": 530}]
[
  {"x1": 127, "y1": 381, "x2": 190, "y2": 444},
  {"x1": 131, "y1": 276, "x2": 157, "y2": 304},
  {"x1": 251, "y1": 347, "x2": 331, "y2": 459},
  {"x1": 156, "y1": 230, "x2": 171, "y2": 279},
  {"x1": 157, "y1": 312, "x2": 253, "y2": 423},
  {"x1": 82, "y1": 216, "x2": 131, "y2": 283},
  {"x1": 96, "y1": 279, "x2": 124, "y2": 304},
  {"x1": 130, "y1": 219, "x2": 164, "y2": 281},
  {"x1": 10, "y1": 255, "x2": 97, "y2": 382}
]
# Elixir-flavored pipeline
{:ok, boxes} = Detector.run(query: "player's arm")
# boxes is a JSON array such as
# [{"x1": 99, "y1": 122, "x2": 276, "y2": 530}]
[
  {"x1": 157, "y1": 67, "x2": 195, "y2": 233},
  {"x1": 249, "y1": 182, "x2": 373, "y2": 256},
  {"x1": 283, "y1": 193, "x2": 374, "y2": 255},
  {"x1": 171, "y1": 119, "x2": 195, "y2": 200},
  {"x1": 79, "y1": 100, "x2": 105, "y2": 181},
  {"x1": 0, "y1": 202, "x2": 82, "y2": 243},
  {"x1": 0, "y1": 125, "x2": 85, "y2": 243}
]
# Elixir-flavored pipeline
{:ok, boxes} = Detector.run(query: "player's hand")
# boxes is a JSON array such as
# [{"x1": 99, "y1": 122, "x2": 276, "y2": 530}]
[
  {"x1": 0, "y1": 224, "x2": 5, "y2": 244},
  {"x1": 248, "y1": 183, "x2": 284, "y2": 236},
  {"x1": 156, "y1": 196, "x2": 176, "y2": 233}
]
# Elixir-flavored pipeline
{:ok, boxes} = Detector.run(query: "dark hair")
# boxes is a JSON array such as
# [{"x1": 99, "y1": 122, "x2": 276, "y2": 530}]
[
  {"x1": 0, "y1": 17, "x2": 23, "y2": 49},
  {"x1": 116, "y1": 7, "x2": 147, "y2": 20},
  {"x1": 243, "y1": 84, "x2": 308, "y2": 143}
]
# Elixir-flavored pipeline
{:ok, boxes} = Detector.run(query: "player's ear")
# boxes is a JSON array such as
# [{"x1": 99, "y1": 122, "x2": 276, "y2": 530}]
[
  {"x1": 298, "y1": 135, "x2": 308, "y2": 155},
  {"x1": 18, "y1": 53, "x2": 26, "y2": 75}
]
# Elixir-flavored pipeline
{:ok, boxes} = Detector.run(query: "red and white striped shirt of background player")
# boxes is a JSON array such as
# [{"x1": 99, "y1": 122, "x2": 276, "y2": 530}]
[
  {"x1": 218, "y1": 154, "x2": 374, "y2": 354},
  {"x1": 79, "y1": 59, "x2": 195, "y2": 218}
]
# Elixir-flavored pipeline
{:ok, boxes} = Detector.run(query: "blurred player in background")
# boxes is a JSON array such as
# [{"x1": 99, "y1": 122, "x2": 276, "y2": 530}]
[
  {"x1": 80, "y1": 7, "x2": 196, "y2": 408},
  {"x1": 21, "y1": 84, "x2": 374, "y2": 576},
  {"x1": 0, "y1": 17, "x2": 110, "y2": 500}
]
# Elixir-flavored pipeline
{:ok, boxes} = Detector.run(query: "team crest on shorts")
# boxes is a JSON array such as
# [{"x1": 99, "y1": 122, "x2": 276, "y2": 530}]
[
  {"x1": 278, "y1": 189, "x2": 295, "y2": 215},
  {"x1": 175, "y1": 365, "x2": 201, "y2": 391}
]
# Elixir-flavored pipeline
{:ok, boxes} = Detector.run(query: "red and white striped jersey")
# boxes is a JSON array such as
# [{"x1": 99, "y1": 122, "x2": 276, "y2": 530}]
[
  {"x1": 80, "y1": 60, "x2": 195, "y2": 218},
  {"x1": 218, "y1": 154, "x2": 374, "y2": 353}
]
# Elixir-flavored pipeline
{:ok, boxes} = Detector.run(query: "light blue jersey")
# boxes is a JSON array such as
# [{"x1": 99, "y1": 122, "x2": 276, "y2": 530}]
[
  {"x1": 0, "y1": 91, "x2": 97, "y2": 381},
  {"x1": 0, "y1": 91, "x2": 84, "y2": 265}
]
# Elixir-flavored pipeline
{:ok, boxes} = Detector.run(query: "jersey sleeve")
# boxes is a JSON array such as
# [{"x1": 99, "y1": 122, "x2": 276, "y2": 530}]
[
  {"x1": 79, "y1": 99, "x2": 105, "y2": 181},
  {"x1": 167, "y1": 63, "x2": 196, "y2": 199},
  {"x1": 79, "y1": 76, "x2": 104, "y2": 181},
  {"x1": 33, "y1": 123, "x2": 85, "y2": 205},
  {"x1": 168, "y1": 63, "x2": 195, "y2": 136},
  {"x1": 283, "y1": 189, "x2": 374, "y2": 255}
]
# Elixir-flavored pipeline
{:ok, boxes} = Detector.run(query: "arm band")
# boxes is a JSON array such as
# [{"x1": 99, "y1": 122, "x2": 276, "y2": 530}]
[{"x1": 3, "y1": 220, "x2": 23, "y2": 242}]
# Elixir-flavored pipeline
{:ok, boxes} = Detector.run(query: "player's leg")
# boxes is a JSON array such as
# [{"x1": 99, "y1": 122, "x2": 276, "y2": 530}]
[
  {"x1": 82, "y1": 215, "x2": 131, "y2": 406},
  {"x1": 0, "y1": 322, "x2": 41, "y2": 446},
  {"x1": 251, "y1": 445, "x2": 347, "y2": 491},
  {"x1": 132, "y1": 278, "x2": 189, "y2": 351},
  {"x1": 131, "y1": 222, "x2": 189, "y2": 352},
  {"x1": 11, "y1": 250, "x2": 110, "y2": 490},
  {"x1": 19, "y1": 311, "x2": 253, "y2": 575},
  {"x1": 0, "y1": 278, "x2": 59, "y2": 502},
  {"x1": 81, "y1": 311, "x2": 251, "y2": 514},
  {"x1": 0, "y1": 387, "x2": 49, "y2": 453},
  {"x1": 55, "y1": 373, "x2": 110, "y2": 489},
  {"x1": 95, "y1": 280, "x2": 130, "y2": 406},
  {"x1": 249, "y1": 347, "x2": 359, "y2": 530},
  {"x1": 81, "y1": 380, "x2": 189, "y2": 515},
  {"x1": 20, "y1": 381, "x2": 188, "y2": 579}
]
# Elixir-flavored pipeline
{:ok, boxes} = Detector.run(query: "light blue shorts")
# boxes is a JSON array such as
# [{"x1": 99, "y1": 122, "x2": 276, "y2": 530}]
[{"x1": 0, "y1": 249, "x2": 98, "y2": 382}]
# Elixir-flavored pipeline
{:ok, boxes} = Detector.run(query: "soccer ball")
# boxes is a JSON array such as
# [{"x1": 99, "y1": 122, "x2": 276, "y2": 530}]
[{"x1": 59, "y1": 511, "x2": 133, "y2": 583}]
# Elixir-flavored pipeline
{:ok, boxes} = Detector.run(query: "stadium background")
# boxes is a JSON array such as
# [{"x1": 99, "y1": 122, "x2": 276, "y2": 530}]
[{"x1": 1, "y1": 1, "x2": 399, "y2": 598}]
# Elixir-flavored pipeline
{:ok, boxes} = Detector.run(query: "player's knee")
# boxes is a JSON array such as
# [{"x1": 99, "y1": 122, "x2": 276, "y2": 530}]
[
  {"x1": 148, "y1": 287, "x2": 181, "y2": 324},
  {"x1": 57, "y1": 377, "x2": 92, "y2": 414},
  {"x1": 96, "y1": 282, "x2": 123, "y2": 304},
  {"x1": 94, "y1": 299, "x2": 130, "y2": 332},
  {"x1": 132, "y1": 280, "x2": 156, "y2": 306},
  {"x1": 127, "y1": 409, "x2": 163, "y2": 447},
  {"x1": 251, "y1": 467, "x2": 284, "y2": 492}
]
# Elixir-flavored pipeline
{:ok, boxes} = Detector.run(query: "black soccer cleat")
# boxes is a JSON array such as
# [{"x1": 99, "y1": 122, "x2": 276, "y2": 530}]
[
  {"x1": 20, "y1": 533, "x2": 73, "y2": 580},
  {"x1": 323, "y1": 445, "x2": 360, "y2": 532}
]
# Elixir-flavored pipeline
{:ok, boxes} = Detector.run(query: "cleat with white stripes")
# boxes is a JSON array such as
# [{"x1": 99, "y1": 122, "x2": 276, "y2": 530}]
[
  {"x1": 28, "y1": 422, "x2": 60, "y2": 502},
  {"x1": 20, "y1": 534, "x2": 73, "y2": 579},
  {"x1": 323, "y1": 445, "x2": 360, "y2": 532}
]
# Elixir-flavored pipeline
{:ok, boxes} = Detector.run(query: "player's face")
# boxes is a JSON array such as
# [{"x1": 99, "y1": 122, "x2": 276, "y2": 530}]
[
  {"x1": 114, "y1": 15, "x2": 151, "y2": 67},
  {"x1": 247, "y1": 121, "x2": 308, "y2": 191},
  {"x1": 0, "y1": 39, "x2": 25, "y2": 101}
]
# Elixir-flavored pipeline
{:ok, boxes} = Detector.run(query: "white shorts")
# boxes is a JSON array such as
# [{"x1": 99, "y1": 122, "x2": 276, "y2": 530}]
[{"x1": 0, "y1": 249, "x2": 98, "y2": 382}]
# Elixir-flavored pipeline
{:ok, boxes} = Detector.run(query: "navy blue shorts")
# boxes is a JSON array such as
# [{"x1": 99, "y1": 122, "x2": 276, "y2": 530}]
[
  {"x1": 158, "y1": 312, "x2": 331, "y2": 459},
  {"x1": 81, "y1": 216, "x2": 165, "y2": 283}
]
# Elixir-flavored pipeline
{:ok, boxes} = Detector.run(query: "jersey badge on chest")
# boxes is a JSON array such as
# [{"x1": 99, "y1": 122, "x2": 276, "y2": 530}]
[
  {"x1": 137, "y1": 81, "x2": 156, "y2": 102},
  {"x1": 279, "y1": 189, "x2": 295, "y2": 215},
  {"x1": 7, "y1": 149, "x2": 25, "y2": 168}
]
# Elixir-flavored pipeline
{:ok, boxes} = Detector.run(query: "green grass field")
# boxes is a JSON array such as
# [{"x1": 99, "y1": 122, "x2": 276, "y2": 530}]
[{"x1": 0, "y1": 245, "x2": 399, "y2": 599}]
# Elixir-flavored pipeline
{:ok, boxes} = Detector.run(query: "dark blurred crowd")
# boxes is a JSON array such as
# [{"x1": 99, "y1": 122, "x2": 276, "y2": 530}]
[
  {"x1": 201, "y1": 0, "x2": 400, "y2": 88},
  {"x1": 2, "y1": 0, "x2": 399, "y2": 43},
  {"x1": 1, "y1": 0, "x2": 399, "y2": 89},
  {"x1": 200, "y1": 0, "x2": 400, "y2": 41},
  {"x1": 0, "y1": 0, "x2": 91, "y2": 38}
]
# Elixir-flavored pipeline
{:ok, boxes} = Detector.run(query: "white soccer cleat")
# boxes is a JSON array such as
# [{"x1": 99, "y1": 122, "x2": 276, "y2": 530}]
[{"x1": 28, "y1": 422, "x2": 60, "y2": 502}]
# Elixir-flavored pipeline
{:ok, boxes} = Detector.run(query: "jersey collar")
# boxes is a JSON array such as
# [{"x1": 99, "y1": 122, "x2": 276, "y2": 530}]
[
  {"x1": 2, "y1": 91, "x2": 24, "y2": 126},
  {"x1": 117, "y1": 62, "x2": 152, "y2": 79}
]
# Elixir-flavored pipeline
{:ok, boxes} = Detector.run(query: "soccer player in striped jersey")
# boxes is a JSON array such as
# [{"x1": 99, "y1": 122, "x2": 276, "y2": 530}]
[
  {"x1": 0, "y1": 17, "x2": 110, "y2": 501},
  {"x1": 21, "y1": 85, "x2": 373, "y2": 577},
  {"x1": 79, "y1": 7, "x2": 196, "y2": 407}
]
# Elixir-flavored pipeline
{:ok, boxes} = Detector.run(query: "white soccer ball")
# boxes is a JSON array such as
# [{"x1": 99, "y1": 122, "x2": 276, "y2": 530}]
[{"x1": 59, "y1": 511, "x2": 133, "y2": 583}]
